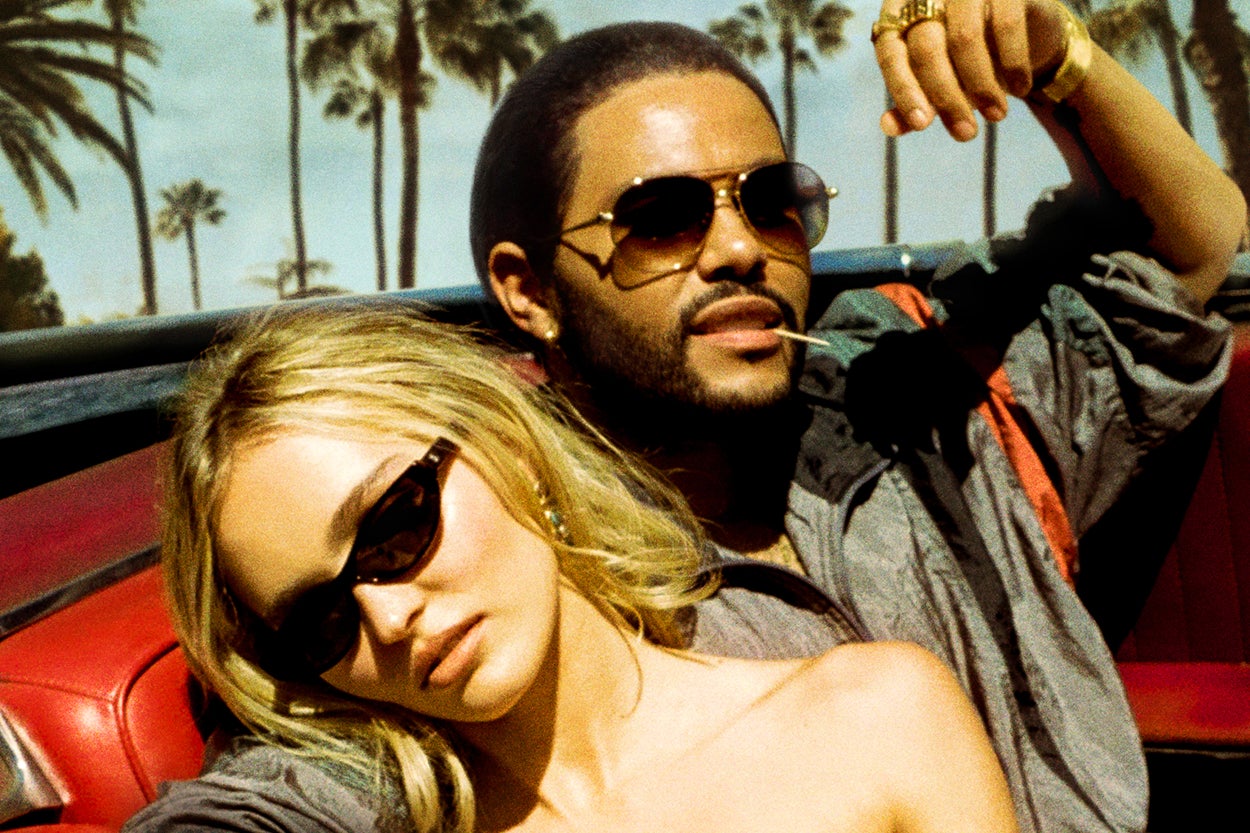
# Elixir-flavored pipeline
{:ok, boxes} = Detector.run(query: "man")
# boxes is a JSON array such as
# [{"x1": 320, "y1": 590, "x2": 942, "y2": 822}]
[{"x1": 469, "y1": 2, "x2": 1245, "y2": 832}]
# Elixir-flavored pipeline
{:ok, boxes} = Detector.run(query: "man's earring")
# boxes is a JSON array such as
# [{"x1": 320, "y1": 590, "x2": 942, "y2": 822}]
[{"x1": 542, "y1": 322, "x2": 560, "y2": 344}]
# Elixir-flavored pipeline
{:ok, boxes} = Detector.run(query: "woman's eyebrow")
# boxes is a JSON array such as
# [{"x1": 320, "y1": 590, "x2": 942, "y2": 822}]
[
  {"x1": 268, "y1": 454, "x2": 406, "y2": 619},
  {"x1": 328, "y1": 454, "x2": 404, "y2": 543}
]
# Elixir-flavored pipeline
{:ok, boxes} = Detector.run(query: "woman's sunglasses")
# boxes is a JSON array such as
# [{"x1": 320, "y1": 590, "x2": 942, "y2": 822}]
[
  {"x1": 558, "y1": 161, "x2": 837, "y2": 288},
  {"x1": 240, "y1": 437, "x2": 459, "y2": 682}
]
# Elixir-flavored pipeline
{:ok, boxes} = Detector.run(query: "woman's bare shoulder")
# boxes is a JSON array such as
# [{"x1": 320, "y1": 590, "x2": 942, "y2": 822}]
[
  {"x1": 791, "y1": 640, "x2": 958, "y2": 703},
  {"x1": 753, "y1": 641, "x2": 981, "y2": 762},
  {"x1": 688, "y1": 640, "x2": 957, "y2": 711},
  {"x1": 660, "y1": 644, "x2": 1015, "y2": 831},
  {"x1": 674, "y1": 641, "x2": 968, "y2": 744}
]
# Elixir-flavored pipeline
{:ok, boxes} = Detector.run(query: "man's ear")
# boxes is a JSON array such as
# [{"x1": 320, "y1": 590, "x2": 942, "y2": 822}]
[{"x1": 487, "y1": 241, "x2": 559, "y2": 342}]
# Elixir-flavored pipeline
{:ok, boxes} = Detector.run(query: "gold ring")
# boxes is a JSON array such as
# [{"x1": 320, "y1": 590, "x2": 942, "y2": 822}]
[
  {"x1": 870, "y1": 15, "x2": 903, "y2": 43},
  {"x1": 872, "y1": 0, "x2": 946, "y2": 43}
]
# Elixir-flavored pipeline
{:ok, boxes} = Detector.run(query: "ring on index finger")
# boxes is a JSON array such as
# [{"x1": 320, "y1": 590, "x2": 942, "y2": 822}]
[
  {"x1": 871, "y1": 0, "x2": 946, "y2": 43},
  {"x1": 870, "y1": 14, "x2": 903, "y2": 43}
]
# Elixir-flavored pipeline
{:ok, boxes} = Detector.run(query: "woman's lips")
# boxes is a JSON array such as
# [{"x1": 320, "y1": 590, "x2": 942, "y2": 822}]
[{"x1": 419, "y1": 616, "x2": 484, "y2": 690}]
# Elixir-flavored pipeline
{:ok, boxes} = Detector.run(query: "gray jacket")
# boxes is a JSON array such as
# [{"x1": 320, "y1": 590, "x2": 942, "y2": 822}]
[
  {"x1": 125, "y1": 194, "x2": 1231, "y2": 833},
  {"x1": 692, "y1": 192, "x2": 1232, "y2": 833}
]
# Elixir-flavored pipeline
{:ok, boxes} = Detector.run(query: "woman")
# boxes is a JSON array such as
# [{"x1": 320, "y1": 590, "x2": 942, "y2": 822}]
[{"x1": 125, "y1": 301, "x2": 1017, "y2": 833}]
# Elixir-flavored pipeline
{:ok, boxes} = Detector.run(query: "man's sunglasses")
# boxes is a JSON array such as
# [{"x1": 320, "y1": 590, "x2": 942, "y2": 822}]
[
  {"x1": 240, "y1": 437, "x2": 459, "y2": 682},
  {"x1": 558, "y1": 161, "x2": 837, "y2": 288}
]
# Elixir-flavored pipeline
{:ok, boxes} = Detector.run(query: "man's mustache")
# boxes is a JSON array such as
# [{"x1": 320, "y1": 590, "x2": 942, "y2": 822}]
[{"x1": 677, "y1": 283, "x2": 800, "y2": 335}]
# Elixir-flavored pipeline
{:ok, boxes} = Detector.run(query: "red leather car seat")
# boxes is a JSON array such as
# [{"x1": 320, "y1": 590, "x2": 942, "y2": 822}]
[
  {"x1": 0, "y1": 567, "x2": 203, "y2": 829},
  {"x1": 0, "y1": 443, "x2": 204, "y2": 832},
  {"x1": 1117, "y1": 323, "x2": 1250, "y2": 745},
  {"x1": 0, "y1": 326, "x2": 1247, "y2": 830}
]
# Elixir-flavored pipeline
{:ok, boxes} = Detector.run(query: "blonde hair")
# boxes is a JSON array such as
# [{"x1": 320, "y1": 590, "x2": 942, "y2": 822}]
[{"x1": 163, "y1": 300, "x2": 715, "y2": 833}]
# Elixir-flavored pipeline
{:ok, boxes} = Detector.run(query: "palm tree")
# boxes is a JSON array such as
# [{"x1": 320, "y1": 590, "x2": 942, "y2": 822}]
[
  {"x1": 303, "y1": 14, "x2": 400, "y2": 290},
  {"x1": 1080, "y1": 0, "x2": 1248, "y2": 242},
  {"x1": 302, "y1": 0, "x2": 432, "y2": 291},
  {"x1": 393, "y1": 0, "x2": 422, "y2": 289},
  {"x1": 254, "y1": 0, "x2": 353, "y2": 294},
  {"x1": 0, "y1": 98, "x2": 71, "y2": 216},
  {"x1": 883, "y1": 89, "x2": 898, "y2": 244},
  {"x1": 153, "y1": 179, "x2": 225, "y2": 312},
  {"x1": 983, "y1": 121, "x2": 997, "y2": 236},
  {"x1": 101, "y1": 0, "x2": 158, "y2": 315},
  {"x1": 1185, "y1": 0, "x2": 1250, "y2": 242},
  {"x1": 1085, "y1": 0, "x2": 1193, "y2": 134},
  {"x1": 709, "y1": 0, "x2": 853, "y2": 157},
  {"x1": 253, "y1": 0, "x2": 309, "y2": 294},
  {"x1": 0, "y1": 0, "x2": 152, "y2": 217},
  {"x1": 424, "y1": 0, "x2": 558, "y2": 107},
  {"x1": 248, "y1": 252, "x2": 342, "y2": 299},
  {"x1": 303, "y1": 2, "x2": 556, "y2": 291}
]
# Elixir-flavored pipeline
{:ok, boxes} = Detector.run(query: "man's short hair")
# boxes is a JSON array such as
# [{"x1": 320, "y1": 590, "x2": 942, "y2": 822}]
[{"x1": 468, "y1": 21, "x2": 780, "y2": 295}]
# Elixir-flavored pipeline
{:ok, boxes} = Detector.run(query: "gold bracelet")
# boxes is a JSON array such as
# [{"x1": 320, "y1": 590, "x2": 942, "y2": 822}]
[{"x1": 1037, "y1": 3, "x2": 1093, "y2": 103}]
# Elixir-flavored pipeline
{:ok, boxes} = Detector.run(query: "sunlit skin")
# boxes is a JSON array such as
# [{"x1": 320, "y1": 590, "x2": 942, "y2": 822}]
[
  {"x1": 148, "y1": 0, "x2": 1247, "y2": 828},
  {"x1": 489, "y1": 0, "x2": 1245, "y2": 569},
  {"x1": 872, "y1": 0, "x2": 1243, "y2": 299},
  {"x1": 499, "y1": 71, "x2": 811, "y2": 415},
  {"x1": 207, "y1": 424, "x2": 1018, "y2": 831},
  {"x1": 215, "y1": 430, "x2": 563, "y2": 723}
]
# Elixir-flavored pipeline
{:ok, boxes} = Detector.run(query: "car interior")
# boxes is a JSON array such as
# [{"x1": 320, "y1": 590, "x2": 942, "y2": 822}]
[{"x1": 1, "y1": 246, "x2": 1247, "y2": 832}]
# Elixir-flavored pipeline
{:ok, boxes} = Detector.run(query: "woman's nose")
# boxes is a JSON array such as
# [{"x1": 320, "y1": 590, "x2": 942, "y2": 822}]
[
  {"x1": 694, "y1": 192, "x2": 768, "y2": 282},
  {"x1": 353, "y1": 581, "x2": 426, "y2": 646}
]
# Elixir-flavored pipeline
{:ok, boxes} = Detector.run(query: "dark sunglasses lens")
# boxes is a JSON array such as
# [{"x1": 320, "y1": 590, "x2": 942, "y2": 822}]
[
  {"x1": 740, "y1": 163, "x2": 830, "y2": 253},
  {"x1": 268, "y1": 471, "x2": 441, "y2": 680},
  {"x1": 353, "y1": 470, "x2": 441, "y2": 582},
  {"x1": 610, "y1": 176, "x2": 713, "y2": 275},
  {"x1": 271, "y1": 577, "x2": 360, "y2": 678}
]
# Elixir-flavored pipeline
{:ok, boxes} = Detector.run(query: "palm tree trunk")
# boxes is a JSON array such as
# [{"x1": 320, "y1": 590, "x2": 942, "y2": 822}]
[
  {"x1": 284, "y1": 0, "x2": 309, "y2": 291},
  {"x1": 1155, "y1": 2, "x2": 1193, "y2": 135},
  {"x1": 884, "y1": 90, "x2": 898, "y2": 244},
  {"x1": 396, "y1": 0, "x2": 421, "y2": 289},
  {"x1": 371, "y1": 89, "x2": 387, "y2": 292},
  {"x1": 1188, "y1": 0, "x2": 1250, "y2": 243},
  {"x1": 112, "y1": 13, "x2": 157, "y2": 316},
  {"x1": 184, "y1": 221, "x2": 202, "y2": 311},
  {"x1": 780, "y1": 19, "x2": 797, "y2": 158},
  {"x1": 983, "y1": 120, "x2": 997, "y2": 237}
]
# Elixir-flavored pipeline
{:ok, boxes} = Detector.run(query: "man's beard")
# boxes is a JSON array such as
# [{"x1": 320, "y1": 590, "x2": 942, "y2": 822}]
[{"x1": 549, "y1": 278, "x2": 804, "y2": 448}]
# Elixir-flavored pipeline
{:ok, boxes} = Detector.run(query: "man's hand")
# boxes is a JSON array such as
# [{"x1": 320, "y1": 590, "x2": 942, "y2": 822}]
[
  {"x1": 873, "y1": 0, "x2": 1069, "y2": 141},
  {"x1": 872, "y1": 0, "x2": 1245, "y2": 302}
]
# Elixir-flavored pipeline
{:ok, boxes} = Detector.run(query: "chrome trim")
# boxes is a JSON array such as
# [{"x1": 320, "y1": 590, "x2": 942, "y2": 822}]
[{"x1": 0, "y1": 710, "x2": 62, "y2": 825}]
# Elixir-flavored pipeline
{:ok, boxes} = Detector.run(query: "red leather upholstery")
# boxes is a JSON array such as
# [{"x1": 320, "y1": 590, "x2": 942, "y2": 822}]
[
  {"x1": 0, "y1": 566, "x2": 203, "y2": 829},
  {"x1": 0, "y1": 326, "x2": 1247, "y2": 830},
  {"x1": 1118, "y1": 662, "x2": 1250, "y2": 746},
  {"x1": 1117, "y1": 323, "x2": 1250, "y2": 745},
  {"x1": 0, "y1": 445, "x2": 162, "y2": 616}
]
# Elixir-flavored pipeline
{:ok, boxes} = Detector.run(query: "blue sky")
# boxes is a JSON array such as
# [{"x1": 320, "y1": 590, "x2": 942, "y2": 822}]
[{"x1": 0, "y1": 0, "x2": 1223, "y2": 323}]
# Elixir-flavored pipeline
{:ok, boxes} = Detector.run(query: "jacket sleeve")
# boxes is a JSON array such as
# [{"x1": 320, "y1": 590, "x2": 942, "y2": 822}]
[
  {"x1": 120, "y1": 738, "x2": 406, "y2": 833},
  {"x1": 932, "y1": 189, "x2": 1233, "y2": 538}
]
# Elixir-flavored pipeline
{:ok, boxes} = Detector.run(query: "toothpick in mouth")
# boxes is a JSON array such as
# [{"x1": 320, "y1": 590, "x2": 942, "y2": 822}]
[{"x1": 774, "y1": 328, "x2": 830, "y2": 347}]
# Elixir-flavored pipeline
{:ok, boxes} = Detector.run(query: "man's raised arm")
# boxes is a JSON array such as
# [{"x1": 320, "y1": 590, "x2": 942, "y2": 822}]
[{"x1": 872, "y1": 0, "x2": 1246, "y2": 303}]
